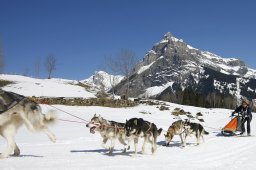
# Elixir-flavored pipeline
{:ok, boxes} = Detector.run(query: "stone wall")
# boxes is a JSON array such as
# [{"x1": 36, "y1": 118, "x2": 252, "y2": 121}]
[{"x1": 32, "y1": 97, "x2": 138, "y2": 108}]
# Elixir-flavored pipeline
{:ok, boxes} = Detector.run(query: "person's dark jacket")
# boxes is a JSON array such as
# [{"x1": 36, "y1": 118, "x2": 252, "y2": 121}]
[{"x1": 233, "y1": 105, "x2": 252, "y2": 120}]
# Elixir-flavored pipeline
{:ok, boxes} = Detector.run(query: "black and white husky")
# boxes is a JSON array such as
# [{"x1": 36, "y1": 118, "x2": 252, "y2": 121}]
[
  {"x1": 124, "y1": 118, "x2": 162, "y2": 155},
  {"x1": 0, "y1": 91, "x2": 56, "y2": 159},
  {"x1": 183, "y1": 121, "x2": 209, "y2": 146},
  {"x1": 165, "y1": 120, "x2": 209, "y2": 147},
  {"x1": 86, "y1": 114, "x2": 130, "y2": 154}
]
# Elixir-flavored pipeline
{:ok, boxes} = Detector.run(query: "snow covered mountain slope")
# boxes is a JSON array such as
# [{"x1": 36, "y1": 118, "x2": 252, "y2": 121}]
[
  {"x1": 0, "y1": 74, "x2": 96, "y2": 98},
  {"x1": 0, "y1": 103, "x2": 255, "y2": 170},
  {"x1": 115, "y1": 32, "x2": 256, "y2": 106},
  {"x1": 136, "y1": 32, "x2": 255, "y2": 78},
  {"x1": 81, "y1": 71, "x2": 124, "y2": 92}
]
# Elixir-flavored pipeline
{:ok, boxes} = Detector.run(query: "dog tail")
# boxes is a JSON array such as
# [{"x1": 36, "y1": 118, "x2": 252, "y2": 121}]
[
  {"x1": 203, "y1": 129, "x2": 209, "y2": 135},
  {"x1": 157, "y1": 128, "x2": 163, "y2": 136},
  {"x1": 43, "y1": 110, "x2": 57, "y2": 124}
]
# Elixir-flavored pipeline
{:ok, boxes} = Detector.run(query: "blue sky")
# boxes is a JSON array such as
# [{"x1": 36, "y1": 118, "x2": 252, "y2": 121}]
[{"x1": 0, "y1": 0, "x2": 255, "y2": 80}]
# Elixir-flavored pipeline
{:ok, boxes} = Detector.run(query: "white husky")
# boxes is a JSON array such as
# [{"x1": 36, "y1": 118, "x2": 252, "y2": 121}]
[
  {"x1": 0, "y1": 97, "x2": 56, "y2": 159},
  {"x1": 86, "y1": 114, "x2": 130, "y2": 154}
]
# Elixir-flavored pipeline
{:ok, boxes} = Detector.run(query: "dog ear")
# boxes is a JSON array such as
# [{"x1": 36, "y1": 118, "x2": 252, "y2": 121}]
[
  {"x1": 94, "y1": 113, "x2": 96, "y2": 117},
  {"x1": 99, "y1": 115, "x2": 102, "y2": 120},
  {"x1": 133, "y1": 119, "x2": 137, "y2": 125}
]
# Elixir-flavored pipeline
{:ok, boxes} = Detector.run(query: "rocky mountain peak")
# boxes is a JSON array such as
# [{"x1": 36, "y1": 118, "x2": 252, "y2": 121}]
[
  {"x1": 82, "y1": 71, "x2": 124, "y2": 92},
  {"x1": 141, "y1": 33, "x2": 251, "y2": 77},
  {"x1": 164, "y1": 32, "x2": 173, "y2": 38},
  {"x1": 115, "y1": 32, "x2": 256, "y2": 108}
]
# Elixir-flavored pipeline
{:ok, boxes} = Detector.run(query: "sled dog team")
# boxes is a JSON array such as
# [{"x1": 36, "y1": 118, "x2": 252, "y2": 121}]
[
  {"x1": 0, "y1": 90, "x2": 209, "y2": 159},
  {"x1": 86, "y1": 114, "x2": 209, "y2": 155}
]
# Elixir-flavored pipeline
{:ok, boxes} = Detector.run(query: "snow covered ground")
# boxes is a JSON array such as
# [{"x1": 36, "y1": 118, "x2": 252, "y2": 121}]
[
  {"x1": 1, "y1": 74, "x2": 255, "y2": 169},
  {"x1": 0, "y1": 74, "x2": 96, "y2": 98},
  {"x1": 1, "y1": 102, "x2": 256, "y2": 170}
]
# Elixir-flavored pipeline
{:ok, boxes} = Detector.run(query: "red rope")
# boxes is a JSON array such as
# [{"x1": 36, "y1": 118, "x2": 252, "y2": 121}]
[
  {"x1": 98, "y1": 124, "x2": 125, "y2": 130},
  {"x1": 36, "y1": 100, "x2": 126, "y2": 129},
  {"x1": 31, "y1": 97, "x2": 90, "y2": 123},
  {"x1": 47, "y1": 105, "x2": 90, "y2": 123},
  {"x1": 46, "y1": 105, "x2": 124, "y2": 129},
  {"x1": 49, "y1": 105, "x2": 125, "y2": 129},
  {"x1": 58, "y1": 118, "x2": 87, "y2": 124}
]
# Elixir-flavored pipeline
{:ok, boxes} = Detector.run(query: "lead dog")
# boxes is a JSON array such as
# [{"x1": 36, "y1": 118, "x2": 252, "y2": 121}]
[
  {"x1": 0, "y1": 91, "x2": 56, "y2": 159},
  {"x1": 86, "y1": 114, "x2": 130, "y2": 154},
  {"x1": 124, "y1": 118, "x2": 162, "y2": 155}
]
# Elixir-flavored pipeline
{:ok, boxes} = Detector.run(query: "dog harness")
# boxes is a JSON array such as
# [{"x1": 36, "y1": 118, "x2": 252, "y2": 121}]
[
  {"x1": 145, "y1": 122, "x2": 153, "y2": 134},
  {"x1": 0, "y1": 90, "x2": 26, "y2": 114},
  {"x1": 133, "y1": 121, "x2": 153, "y2": 136},
  {"x1": 89, "y1": 121, "x2": 124, "y2": 133},
  {"x1": 183, "y1": 121, "x2": 192, "y2": 136}
]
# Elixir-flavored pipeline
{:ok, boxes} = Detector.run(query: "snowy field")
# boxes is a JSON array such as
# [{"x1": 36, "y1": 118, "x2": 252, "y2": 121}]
[
  {"x1": 0, "y1": 74, "x2": 96, "y2": 98},
  {"x1": 1, "y1": 102, "x2": 256, "y2": 170},
  {"x1": 1, "y1": 74, "x2": 255, "y2": 170}
]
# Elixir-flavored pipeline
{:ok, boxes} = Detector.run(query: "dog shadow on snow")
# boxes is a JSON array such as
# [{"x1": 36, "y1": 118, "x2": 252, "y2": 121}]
[
  {"x1": 157, "y1": 141, "x2": 195, "y2": 148},
  {"x1": 6, "y1": 154, "x2": 44, "y2": 158},
  {"x1": 70, "y1": 149, "x2": 134, "y2": 157},
  {"x1": 0, "y1": 152, "x2": 44, "y2": 158}
]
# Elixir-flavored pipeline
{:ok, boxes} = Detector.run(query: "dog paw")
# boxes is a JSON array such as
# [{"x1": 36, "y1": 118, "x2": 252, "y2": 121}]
[
  {"x1": 13, "y1": 149, "x2": 20, "y2": 156},
  {"x1": 163, "y1": 143, "x2": 169, "y2": 147},
  {"x1": 0, "y1": 154, "x2": 8, "y2": 159},
  {"x1": 151, "y1": 148, "x2": 156, "y2": 154},
  {"x1": 181, "y1": 145, "x2": 186, "y2": 148},
  {"x1": 49, "y1": 134, "x2": 56, "y2": 143},
  {"x1": 123, "y1": 148, "x2": 127, "y2": 153},
  {"x1": 124, "y1": 145, "x2": 130, "y2": 150},
  {"x1": 108, "y1": 148, "x2": 114, "y2": 155}
]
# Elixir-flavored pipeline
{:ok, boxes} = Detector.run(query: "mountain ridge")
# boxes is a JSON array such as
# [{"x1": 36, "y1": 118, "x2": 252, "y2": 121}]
[
  {"x1": 81, "y1": 71, "x2": 124, "y2": 92},
  {"x1": 115, "y1": 32, "x2": 256, "y2": 108}
]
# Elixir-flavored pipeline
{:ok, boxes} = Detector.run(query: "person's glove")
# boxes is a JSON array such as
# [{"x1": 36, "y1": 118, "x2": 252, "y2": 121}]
[{"x1": 231, "y1": 112, "x2": 235, "y2": 117}]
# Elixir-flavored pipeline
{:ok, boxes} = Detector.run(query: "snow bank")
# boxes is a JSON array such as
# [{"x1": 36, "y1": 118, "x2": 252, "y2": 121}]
[{"x1": 0, "y1": 74, "x2": 96, "y2": 98}]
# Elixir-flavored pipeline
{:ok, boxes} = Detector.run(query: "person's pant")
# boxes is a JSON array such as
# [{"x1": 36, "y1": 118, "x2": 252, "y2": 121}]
[{"x1": 241, "y1": 117, "x2": 251, "y2": 134}]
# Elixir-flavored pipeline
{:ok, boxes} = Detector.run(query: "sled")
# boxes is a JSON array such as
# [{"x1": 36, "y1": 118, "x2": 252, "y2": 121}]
[{"x1": 221, "y1": 116, "x2": 243, "y2": 136}]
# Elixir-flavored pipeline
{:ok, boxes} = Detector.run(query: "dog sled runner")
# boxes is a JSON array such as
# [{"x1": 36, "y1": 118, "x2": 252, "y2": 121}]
[{"x1": 221, "y1": 115, "x2": 242, "y2": 136}]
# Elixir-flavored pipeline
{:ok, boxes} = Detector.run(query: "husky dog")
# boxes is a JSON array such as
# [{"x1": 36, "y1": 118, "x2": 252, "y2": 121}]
[
  {"x1": 183, "y1": 121, "x2": 209, "y2": 146},
  {"x1": 165, "y1": 120, "x2": 209, "y2": 147},
  {"x1": 124, "y1": 118, "x2": 162, "y2": 155},
  {"x1": 86, "y1": 114, "x2": 130, "y2": 154},
  {"x1": 164, "y1": 120, "x2": 186, "y2": 147},
  {"x1": 0, "y1": 91, "x2": 56, "y2": 159}
]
